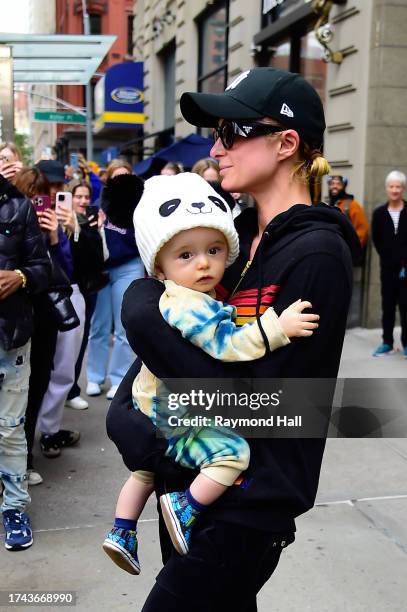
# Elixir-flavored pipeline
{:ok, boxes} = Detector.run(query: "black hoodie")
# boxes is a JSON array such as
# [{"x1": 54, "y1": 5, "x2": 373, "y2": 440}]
[{"x1": 107, "y1": 202, "x2": 355, "y2": 533}]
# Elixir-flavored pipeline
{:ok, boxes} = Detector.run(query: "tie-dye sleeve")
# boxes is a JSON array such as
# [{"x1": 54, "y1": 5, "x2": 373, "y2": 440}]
[{"x1": 159, "y1": 280, "x2": 289, "y2": 362}]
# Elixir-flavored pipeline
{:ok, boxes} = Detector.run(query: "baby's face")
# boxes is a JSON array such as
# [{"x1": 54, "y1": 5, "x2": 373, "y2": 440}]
[{"x1": 154, "y1": 227, "x2": 228, "y2": 293}]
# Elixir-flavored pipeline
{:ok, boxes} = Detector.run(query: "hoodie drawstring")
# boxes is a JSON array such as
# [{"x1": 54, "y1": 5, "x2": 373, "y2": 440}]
[{"x1": 255, "y1": 231, "x2": 272, "y2": 356}]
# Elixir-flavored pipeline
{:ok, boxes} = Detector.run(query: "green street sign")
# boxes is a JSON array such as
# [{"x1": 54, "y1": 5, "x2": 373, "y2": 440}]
[{"x1": 33, "y1": 111, "x2": 86, "y2": 124}]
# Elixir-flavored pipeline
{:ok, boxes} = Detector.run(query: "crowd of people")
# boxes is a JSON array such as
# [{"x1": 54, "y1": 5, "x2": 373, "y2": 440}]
[{"x1": 0, "y1": 67, "x2": 406, "y2": 611}]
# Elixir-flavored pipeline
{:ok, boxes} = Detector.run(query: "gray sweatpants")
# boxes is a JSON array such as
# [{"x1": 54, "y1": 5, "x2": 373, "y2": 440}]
[{"x1": 37, "y1": 285, "x2": 85, "y2": 435}]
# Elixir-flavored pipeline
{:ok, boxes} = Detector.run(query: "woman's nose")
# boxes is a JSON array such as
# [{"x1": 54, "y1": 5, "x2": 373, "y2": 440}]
[{"x1": 210, "y1": 137, "x2": 225, "y2": 159}]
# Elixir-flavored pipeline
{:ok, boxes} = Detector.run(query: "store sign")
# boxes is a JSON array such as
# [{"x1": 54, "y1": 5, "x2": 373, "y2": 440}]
[
  {"x1": 111, "y1": 87, "x2": 144, "y2": 105},
  {"x1": 95, "y1": 62, "x2": 144, "y2": 131}
]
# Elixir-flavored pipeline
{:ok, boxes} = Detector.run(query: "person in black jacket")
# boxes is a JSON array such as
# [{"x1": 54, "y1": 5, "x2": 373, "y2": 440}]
[
  {"x1": 371, "y1": 170, "x2": 407, "y2": 356},
  {"x1": 107, "y1": 68, "x2": 355, "y2": 610},
  {"x1": 0, "y1": 173, "x2": 50, "y2": 551}
]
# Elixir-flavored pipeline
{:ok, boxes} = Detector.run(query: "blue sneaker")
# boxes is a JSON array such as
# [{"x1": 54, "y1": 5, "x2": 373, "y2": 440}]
[
  {"x1": 3, "y1": 509, "x2": 33, "y2": 550},
  {"x1": 403, "y1": 347, "x2": 407, "y2": 358},
  {"x1": 102, "y1": 527, "x2": 140, "y2": 575},
  {"x1": 373, "y1": 343, "x2": 393, "y2": 356},
  {"x1": 160, "y1": 491, "x2": 198, "y2": 555}
]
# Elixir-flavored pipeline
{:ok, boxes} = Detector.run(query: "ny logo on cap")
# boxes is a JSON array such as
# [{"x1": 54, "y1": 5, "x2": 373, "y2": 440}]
[
  {"x1": 280, "y1": 103, "x2": 294, "y2": 118},
  {"x1": 226, "y1": 70, "x2": 250, "y2": 91}
]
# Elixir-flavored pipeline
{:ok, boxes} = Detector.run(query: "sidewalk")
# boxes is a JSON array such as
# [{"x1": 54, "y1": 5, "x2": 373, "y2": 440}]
[{"x1": 0, "y1": 328, "x2": 406, "y2": 611}]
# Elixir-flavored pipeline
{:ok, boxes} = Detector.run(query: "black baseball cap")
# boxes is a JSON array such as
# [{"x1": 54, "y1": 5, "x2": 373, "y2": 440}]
[
  {"x1": 36, "y1": 160, "x2": 65, "y2": 184},
  {"x1": 180, "y1": 67, "x2": 326, "y2": 149}
]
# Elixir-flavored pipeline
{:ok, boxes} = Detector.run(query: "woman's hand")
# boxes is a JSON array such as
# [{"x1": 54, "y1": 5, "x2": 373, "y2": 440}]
[
  {"x1": 278, "y1": 299, "x2": 319, "y2": 338},
  {"x1": 97, "y1": 208, "x2": 106, "y2": 228},
  {"x1": 37, "y1": 209, "x2": 59, "y2": 245},
  {"x1": 0, "y1": 270, "x2": 24, "y2": 300},
  {"x1": 56, "y1": 205, "x2": 75, "y2": 233},
  {"x1": 0, "y1": 160, "x2": 23, "y2": 181}
]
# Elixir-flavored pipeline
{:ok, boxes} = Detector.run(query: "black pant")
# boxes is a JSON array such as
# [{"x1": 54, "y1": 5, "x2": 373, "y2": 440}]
[
  {"x1": 380, "y1": 265, "x2": 407, "y2": 347},
  {"x1": 142, "y1": 516, "x2": 294, "y2": 612},
  {"x1": 67, "y1": 292, "x2": 97, "y2": 400},
  {"x1": 107, "y1": 365, "x2": 295, "y2": 611},
  {"x1": 24, "y1": 300, "x2": 59, "y2": 469}
]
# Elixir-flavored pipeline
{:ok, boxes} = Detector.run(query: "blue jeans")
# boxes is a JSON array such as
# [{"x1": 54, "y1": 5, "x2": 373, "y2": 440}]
[
  {"x1": 87, "y1": 258, "x2": 144, "y2": 387},
  {"x1": 0, "y1": 341, "x2": 31, "y2": 512}
]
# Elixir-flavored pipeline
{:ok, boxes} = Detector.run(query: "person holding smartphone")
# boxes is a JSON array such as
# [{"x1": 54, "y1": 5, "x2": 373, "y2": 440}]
[
  {"x1": 64, "y1": 182, "x2": 106, "y2": 410},
  {"x1": 13, "y1": 167, "x2": 76, "y2": 485},
  {"x1": 86, "y1": 159, "x2": 144, "y2": 401},
  {"x1": 36, "y1": 181, "x2": 104, "y2": 454},
  {"x1": 0, "y1": 168, "x2": 50, "y2": 550},
  {"x1": 0, "y1": 142, "x2": 23, "y2": 182}
]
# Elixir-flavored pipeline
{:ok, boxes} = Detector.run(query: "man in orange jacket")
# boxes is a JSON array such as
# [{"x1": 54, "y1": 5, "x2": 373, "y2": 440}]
[{"x1": 328, "y1": 176, "x2": 369, "y2": 249}]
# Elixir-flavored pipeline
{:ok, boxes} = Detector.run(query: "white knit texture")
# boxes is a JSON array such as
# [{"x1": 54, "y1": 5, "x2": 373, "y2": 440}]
[{"x1": 133, "y1": 172, "x2": 240, "y2": 275}]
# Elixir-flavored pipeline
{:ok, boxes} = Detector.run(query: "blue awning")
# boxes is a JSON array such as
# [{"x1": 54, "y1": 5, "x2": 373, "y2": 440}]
[{"x1": 134, "y1": 133, "x2": 213, "y2": 176}]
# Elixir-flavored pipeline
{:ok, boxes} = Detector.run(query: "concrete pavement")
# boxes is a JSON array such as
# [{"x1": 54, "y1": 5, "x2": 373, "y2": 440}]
[{"x1": 0, "y1": 327, "x2": 406, "y2": 611}]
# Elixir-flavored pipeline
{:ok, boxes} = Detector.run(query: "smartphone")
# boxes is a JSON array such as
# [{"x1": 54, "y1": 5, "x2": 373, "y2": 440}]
[
  {"x1": 32, "y1": 194, "x2": 51, "y2": 211},
  {"x1": 86, "y1": 205, "x2": 99, "y2": 219},
  {"x1": 55, "y1": 192, "x2": 73, "y2": 213},
  {"x1": 69, "y1": 153, "x2": 79, "y2": 169}
]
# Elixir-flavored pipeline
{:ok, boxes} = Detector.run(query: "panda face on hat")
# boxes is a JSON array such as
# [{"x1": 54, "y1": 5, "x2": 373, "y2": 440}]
[{"x1": 133, "y1": 172, "x2": 240, "y2": 276}]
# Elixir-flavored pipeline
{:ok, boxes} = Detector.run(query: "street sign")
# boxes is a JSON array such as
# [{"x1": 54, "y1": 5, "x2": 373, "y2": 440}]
[{"x1": 33, "y1": 110, "x2": 86, "y2": 124}]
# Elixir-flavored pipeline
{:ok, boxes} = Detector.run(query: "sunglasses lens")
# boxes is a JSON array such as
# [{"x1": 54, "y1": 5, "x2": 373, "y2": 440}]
[{"x1": 221, "y1": 123, "x2": 234, "y2": 149}]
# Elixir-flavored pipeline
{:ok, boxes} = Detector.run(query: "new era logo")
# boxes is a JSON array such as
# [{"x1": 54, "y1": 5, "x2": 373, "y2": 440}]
[{"x1": 280, "y1": 103, "x2": 294, "y2": 118}]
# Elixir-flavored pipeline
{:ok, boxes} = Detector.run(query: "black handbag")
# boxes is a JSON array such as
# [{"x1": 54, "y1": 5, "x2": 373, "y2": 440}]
[{"x1": 46, "y1": 252, "x2": 80, "y2": 332}]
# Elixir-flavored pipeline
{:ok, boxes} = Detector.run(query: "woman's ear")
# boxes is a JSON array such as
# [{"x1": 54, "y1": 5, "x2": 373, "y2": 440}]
[{"x1": 277, "y1": 129, "x2": 300, "y2": 162}]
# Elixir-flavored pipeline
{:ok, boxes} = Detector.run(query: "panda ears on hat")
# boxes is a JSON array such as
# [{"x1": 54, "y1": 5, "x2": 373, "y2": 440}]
[{"x1": 102, "y1": 174, "x2": 144, "y2": 229}]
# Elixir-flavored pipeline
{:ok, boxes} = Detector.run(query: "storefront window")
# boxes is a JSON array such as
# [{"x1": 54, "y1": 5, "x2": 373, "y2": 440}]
[
  {"x1": 300, "y1": 29, "x2": 326, "y2": 105},
  {"x1": 271, "y1": 39, "x2": 291, "y2": 71},
  {"x1": 198, "y1": 2, "x2": 229, "y2": 94}
]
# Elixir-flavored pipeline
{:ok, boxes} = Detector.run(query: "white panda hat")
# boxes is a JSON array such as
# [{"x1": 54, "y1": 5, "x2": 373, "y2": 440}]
[{"x1": 133, "y1": 172, "x2": 240, "y2": 276}]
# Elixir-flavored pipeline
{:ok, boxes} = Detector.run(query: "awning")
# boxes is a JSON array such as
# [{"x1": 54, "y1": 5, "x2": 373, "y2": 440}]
[
  {"x1": 0, "y1": 33, "x2": 117, "y2": 84},
  {"x1": 134, "y1": 133, "x2": 213, "y2": 176}
]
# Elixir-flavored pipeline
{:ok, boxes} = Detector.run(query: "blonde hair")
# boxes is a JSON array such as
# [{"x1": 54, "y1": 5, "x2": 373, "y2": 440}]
[
  {"x1": 293, "y1": 142, "x2": 331, "y2": 182},
  {"x1": 0, "y1": 141, "x2": 22, "y2": 162},
  {"x1": 261, "y1": 118, "x2": 331, "y2": 182},
  {"x1": 106, "y1": 158, "x2": 133, "y2": 180},
  {"x1": 191, "y1": 158, "x2": 220, "y2": 179}
]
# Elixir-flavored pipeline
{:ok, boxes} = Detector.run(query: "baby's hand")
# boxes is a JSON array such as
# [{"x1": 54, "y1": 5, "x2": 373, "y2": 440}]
[{"x1": 278, "y1": 299, "x2": 319, "y2": 338}]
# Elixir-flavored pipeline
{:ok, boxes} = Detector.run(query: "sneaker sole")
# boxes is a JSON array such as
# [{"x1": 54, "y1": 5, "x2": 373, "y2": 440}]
[
  {"x1": 373, "y1": 351, "x2": 394, "y2": 357},
  {"x1": 5, "y1": 537, "x2": 33, "y2": 550},
  {"x1": 102, "y1": 540, "x2": 140, "y2": 575},
  {"x1": 160, "y1": 494, "x2": 188, "y2": 555},
  {"x1": 28, "y1": 477, "x2": 43, "y2": 486},
  {"x1": 59, "y1": 434, "x2": 80, "y2": 448},
  {"x1": 65, "y1": 403, "x2": 88, "y2": 410},
  {"x1": 40, "y1": 448, "x2": 61, "y2": 458}
]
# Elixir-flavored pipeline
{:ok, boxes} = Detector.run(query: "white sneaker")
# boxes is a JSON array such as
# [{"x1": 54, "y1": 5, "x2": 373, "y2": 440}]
[
  {"x1": 65, "y1": 396, "x2": 89, "y2": 410},
  {"x1": 106, "y1": 385, "x2": 119, "y2": 400},
  {"x1": 27, "y1": 469, "x2": 43, "y2": 486},
  {"x1": 86, "y1": 382, "x2": 102, "y2": 396}
]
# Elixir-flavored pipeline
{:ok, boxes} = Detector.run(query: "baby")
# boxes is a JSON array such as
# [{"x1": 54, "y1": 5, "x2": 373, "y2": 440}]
[{"x1": 103, "y1": 173, "x2": 319, "y2": 574}]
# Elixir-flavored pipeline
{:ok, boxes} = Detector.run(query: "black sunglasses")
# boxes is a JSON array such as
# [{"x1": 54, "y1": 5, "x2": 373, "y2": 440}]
[{"x1": 212, "y1": 121, "x2": 283, "y2": 149}]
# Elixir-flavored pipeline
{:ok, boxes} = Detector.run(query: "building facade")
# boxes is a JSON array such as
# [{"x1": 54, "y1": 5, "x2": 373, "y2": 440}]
[
  {"x1": 54, "y1": 0, "x2": 134, "y2": 160},
  {"x1": 28, "y1": 0, "x2": 57, "y2": 160},
  {"x1": 131, "y1": 0, "x2": 407, "y2": 327}
]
